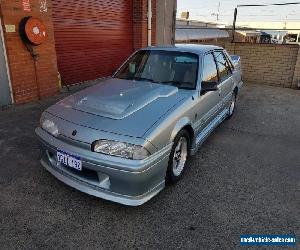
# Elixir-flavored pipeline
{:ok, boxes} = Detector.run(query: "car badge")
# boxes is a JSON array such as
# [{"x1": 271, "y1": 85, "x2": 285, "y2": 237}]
[{"x1": 72, "y1": 130, "x2": 77, "y2": 136}]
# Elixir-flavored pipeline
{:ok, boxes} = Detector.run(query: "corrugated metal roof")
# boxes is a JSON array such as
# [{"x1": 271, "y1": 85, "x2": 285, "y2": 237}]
[{"x1": 176, "y1": 28, "x2": 229, "y2": 41}]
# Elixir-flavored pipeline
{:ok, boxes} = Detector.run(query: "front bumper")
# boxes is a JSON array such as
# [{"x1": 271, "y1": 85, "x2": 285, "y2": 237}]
[{"x1": 36, "y1": 128, "x2": 171, "y2": 206}]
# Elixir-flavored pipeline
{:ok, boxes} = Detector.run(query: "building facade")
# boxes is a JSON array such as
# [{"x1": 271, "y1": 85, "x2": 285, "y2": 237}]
[{"x1": 0, "y1": 0, "x2": 176, "y2": 106}]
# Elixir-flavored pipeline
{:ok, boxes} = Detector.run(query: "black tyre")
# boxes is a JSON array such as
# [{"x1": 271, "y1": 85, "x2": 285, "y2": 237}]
[
  {"x1": 166, "y1": 130, "x2": 190, "y2": 184},
  {"x1": 227, "y1": 90, "x2": 237, "y2": 119}
]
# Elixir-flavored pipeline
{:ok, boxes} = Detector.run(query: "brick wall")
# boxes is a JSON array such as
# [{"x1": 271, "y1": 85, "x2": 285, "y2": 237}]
[
  {"x1": 234, "y1": 43, "x2": 298, "y2": 88},
  {"x1": 0, "y1": 0, "x2": 157, "y2": 104},
  {"x1": 196, "y1": 41, "x2": 300, "y2": 88},
  {"x1": 133, "y1": 0, "x2": 156, "y2": 50},
  {"x1": 0, "y1": 0, "x2": 59, "y2": 104},
  {"x1": 292, "y1": 48, "x2": 300, "y2": 88}
]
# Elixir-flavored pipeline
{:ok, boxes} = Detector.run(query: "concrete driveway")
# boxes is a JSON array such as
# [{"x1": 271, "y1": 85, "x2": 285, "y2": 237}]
[{"x1": 0, "y1": 84, "x2": 299, "y2": 249}]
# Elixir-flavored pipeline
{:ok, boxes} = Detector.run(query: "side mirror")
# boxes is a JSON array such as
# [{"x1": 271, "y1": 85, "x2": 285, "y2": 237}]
[{"x1": 201, "y1": 81, "x2": 218, "y2": 92}]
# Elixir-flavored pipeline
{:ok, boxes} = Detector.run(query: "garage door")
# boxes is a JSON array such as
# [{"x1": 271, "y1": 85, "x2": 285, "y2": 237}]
[{"x1": 52, "y1": 0, "x2": 133, "y2": 85}]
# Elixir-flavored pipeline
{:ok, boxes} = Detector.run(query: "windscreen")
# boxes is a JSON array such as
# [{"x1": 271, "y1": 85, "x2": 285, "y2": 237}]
[{"x1": 114, "y1": 50, "x2": 199, "y2": 89}]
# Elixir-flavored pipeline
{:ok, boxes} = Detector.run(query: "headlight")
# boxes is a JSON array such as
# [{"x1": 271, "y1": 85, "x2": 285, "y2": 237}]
[
  {"x1": 41, "y1": 118, "x2": 59, "y2": 136},
  {"x1": 92, "y1": 140, "x2": 150, "y2": 160}
]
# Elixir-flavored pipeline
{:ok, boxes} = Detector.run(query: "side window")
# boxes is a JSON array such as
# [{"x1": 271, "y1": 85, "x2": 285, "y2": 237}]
[
  {"x1": 223, "y1": 50, "x2": 235, "y2": 71},
  {"x1": 214, "y1": 51, "x2": 232, "y2": 82},
  {"x1": 202, "y1": 53, "x2": 218, "y2": 82}
]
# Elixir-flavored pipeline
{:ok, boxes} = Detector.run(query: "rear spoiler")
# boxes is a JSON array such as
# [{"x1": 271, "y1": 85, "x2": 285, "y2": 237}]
[{"x1": 230, "y1": 55, "x2": 241, "y2": 67}]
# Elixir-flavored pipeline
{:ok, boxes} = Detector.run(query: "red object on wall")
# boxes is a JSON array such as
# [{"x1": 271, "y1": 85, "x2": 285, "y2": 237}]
[
  {"x1": 1, "y1": 0, "x2": 59, "y2": 104},
  {"x1": 24, "y1": 17, "x2": 47, "y2": 45},
  {"x1": 52, "y1": 0, "x2": 134, "y2": 85}
]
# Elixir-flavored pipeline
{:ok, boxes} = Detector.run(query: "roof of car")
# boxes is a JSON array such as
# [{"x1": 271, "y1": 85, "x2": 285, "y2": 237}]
[{"x1": 143, "y1": 44, "x2": 224, "y2": 55}]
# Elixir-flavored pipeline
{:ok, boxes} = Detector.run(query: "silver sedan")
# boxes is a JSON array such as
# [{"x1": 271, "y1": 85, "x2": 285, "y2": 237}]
[{"x1": 36, "y1": 44, "x2": 243, "y2": 206}]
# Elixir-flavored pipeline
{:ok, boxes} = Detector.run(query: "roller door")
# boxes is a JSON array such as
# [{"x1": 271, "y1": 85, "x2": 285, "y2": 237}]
[{"x1": 52, "y1": 0, "x2": 133, "y2": 85}]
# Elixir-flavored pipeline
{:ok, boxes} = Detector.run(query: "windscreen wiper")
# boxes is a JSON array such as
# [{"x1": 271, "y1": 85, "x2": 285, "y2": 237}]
[
  {"x1": 114, "y1": 76, "x2": 155, "y2": 82},
  {"x1": 158, "y1": 80, "x2": 192, "y2": 87},
  {"x1": 131, "y1": 76, "x2": 155, "y2": 82}
]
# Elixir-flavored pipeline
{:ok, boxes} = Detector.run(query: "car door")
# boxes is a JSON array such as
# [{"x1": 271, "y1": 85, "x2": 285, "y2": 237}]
[
  {"x1": 213, "y1": 50, "x2": 234, "y2": 111},
  {"x1": 193, "y1": 52, "x2": 221, "y2": 136}
]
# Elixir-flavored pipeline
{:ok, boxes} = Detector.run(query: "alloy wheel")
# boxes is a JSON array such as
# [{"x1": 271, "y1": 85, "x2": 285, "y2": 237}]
[
  {"x1": 229, "y1": 94, "x2": 236, "y2": 116},
  {"x1": 172, "y1": 137, "x2": 188, "y2": 177}
]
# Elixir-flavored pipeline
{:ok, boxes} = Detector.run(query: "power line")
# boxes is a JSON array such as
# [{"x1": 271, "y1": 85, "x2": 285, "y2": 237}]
[
  {"x1": 176, "y1": 27, "x2": 300, "y2": 31},
  {"x1": 178, "y1": 1, "x2": 300, "y2": 24},
  {"x1": 237, "y1": 2, "x2": 300, "y2": 7},
  {"x1": 231, "y1": 2, "x2": 300, "y2": 42}
]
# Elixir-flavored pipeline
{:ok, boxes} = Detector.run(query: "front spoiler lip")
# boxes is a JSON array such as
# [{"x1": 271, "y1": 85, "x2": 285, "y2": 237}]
[{"x1": 41, "y1": 159, "x2": 165, "y2": 206}]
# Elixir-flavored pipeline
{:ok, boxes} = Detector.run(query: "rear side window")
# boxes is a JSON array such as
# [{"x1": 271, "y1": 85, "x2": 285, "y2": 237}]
[
  {"x1": 202, "y1": 53, "x2": 218, "y2": 82},
  {"x1": 223, "y1": 50, "x2": 235, "y2": 71},
  {"x1": 214, "y1": 51, "x2": 232, "y2": 82}
]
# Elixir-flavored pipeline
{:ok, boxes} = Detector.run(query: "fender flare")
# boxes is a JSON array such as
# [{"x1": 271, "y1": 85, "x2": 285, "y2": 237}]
[
  {"x1": 170, "y1": 117, "x2": 193, "y2": 142},
  {"x1": 231, "y1": 82, "x2": 238, "y2": 92}
]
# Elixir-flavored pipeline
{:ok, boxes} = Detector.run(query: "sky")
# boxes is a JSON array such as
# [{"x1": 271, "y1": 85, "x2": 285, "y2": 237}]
[{"x1": 177, "y1": 0, "x2": 300, "y2": 24}]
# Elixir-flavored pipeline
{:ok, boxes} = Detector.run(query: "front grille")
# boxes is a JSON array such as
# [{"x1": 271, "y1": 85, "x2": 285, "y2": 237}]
[
  {"x1": 45, "y1": 149, "x2": 99, "y2": 185},
  {"x1": 61, "y1": 164, "x2": 99, "y2": 184}
]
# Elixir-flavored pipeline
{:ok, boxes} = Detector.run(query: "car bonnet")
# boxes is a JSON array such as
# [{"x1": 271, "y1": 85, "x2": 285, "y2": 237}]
[{"x1": 46, "y1": 78, "x2": 186, "y2": 138}]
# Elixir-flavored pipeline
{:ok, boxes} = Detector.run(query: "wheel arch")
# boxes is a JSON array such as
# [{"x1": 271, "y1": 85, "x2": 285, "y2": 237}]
[
  {"x1": 232, "y1": 80, "x2": 240, "y2": 95},
  {"x1": 234, "y1": 86, "x2": 238, "y2": 95},
  {"x1": 170, "y1": 117, "x2": 195, "y2": 145}
]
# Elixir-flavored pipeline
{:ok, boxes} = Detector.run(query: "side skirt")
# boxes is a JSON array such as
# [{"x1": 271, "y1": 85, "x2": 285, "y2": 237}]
[{"x1": 190, "y1": 108, "x2": 228, "y2": 155}]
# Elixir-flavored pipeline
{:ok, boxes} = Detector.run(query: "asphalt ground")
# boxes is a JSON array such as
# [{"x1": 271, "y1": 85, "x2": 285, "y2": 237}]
[{"x1": 0, "y1": 83, "x2": 299, "y2": 249}]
